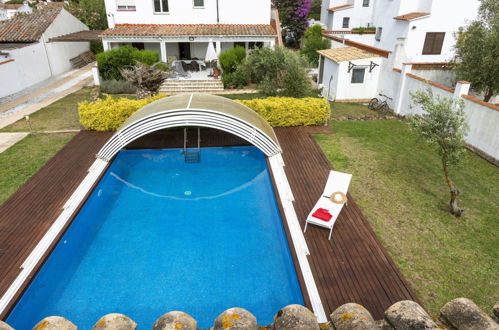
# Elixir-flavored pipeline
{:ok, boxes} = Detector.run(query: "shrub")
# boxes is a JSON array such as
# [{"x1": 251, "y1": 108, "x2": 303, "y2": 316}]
[
  {"x1": 221, "y1": 66, "x2": 249, "y2": 89},
  {"x1": 96, "y1": 46, "x2": 161, "y2": 80},
  {"x1": 100, "y1": 79, "x2": 137, "y2": 94},
  {"x1": 120, "y1": 63, "x2": 169, "y2": 99},
  {"x1": 241, "y1": 47, "x2": 312, "y2": 97},
  {"x1": 237, "y1": 97, "x2": 330, "y2": 126},
  {"x1": 79, "y1": 95, "x2": 164, "y2": 131},
  {"x1": 219, "y1": 46, "x2": 246, "y2": 73},
  {"x1": 301, "y1": 25, "x2": 331, "y2": 65},
  {"x1": 90, "y1": 41, "x2": 104, "y2": 55},
  {"x1": 154, "y1": 62, "x2": 170, "y2": 72}
]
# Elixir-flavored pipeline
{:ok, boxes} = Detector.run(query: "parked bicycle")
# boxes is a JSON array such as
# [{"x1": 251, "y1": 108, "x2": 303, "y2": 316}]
[{"x1": 368, "y1": 94, "x2": 393, "y2": 114}]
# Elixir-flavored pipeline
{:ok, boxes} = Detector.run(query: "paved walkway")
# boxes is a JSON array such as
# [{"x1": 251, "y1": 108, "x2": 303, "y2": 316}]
[
  {"x1": 0, "y1": 133, "x2": 29, "y2": 153},
  {"x1": 0, "y1": 63, "x2": 94, "y2": 130}
]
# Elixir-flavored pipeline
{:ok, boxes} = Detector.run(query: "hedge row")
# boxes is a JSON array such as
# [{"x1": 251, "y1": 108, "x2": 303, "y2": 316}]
[
  {"x1": 79, "y1": 95, "x2": 164, "y2": 131},
  {"x1": 237, "y1": 97, "x2": 330, "y2": 126},
  {"x1": 78, "y1": 96, "x2": 330, "y2": 131}
]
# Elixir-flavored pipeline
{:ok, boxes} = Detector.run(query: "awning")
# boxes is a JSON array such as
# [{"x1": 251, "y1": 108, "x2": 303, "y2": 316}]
[{"x1": 48, "y1": 30, "x2": 103, "y2": 42}]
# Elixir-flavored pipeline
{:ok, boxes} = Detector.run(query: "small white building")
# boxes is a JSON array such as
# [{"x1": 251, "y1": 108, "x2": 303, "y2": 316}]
[
  {"x1": 317, "y1": 47, "x2": 382, "y2": 101},
  {"x1": 320, "y1": 0, "x2": 375, "y2": 31},
  {"x1": 0, "y1": 2, "x2": 32, "y2": 20},
  {"x1": 0, "y1": 7, "x2": 90, "y2": 98},
  {"x1": 100, "y1": 0, "x2": 279, "y2": 62}
]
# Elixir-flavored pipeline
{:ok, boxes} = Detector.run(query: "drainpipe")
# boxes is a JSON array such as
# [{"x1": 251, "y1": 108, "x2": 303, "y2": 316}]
[
  {"x1": 41, "y1": 32, "x2": 54, "y2": 77},
  {"x1": 216, "y1": 0, "x2": 219, "y2": 23}
]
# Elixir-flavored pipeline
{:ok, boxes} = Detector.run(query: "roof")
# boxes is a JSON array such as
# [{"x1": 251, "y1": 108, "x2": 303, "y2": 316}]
[
  {"x1": 393, "y1": 12, "x2": 430, "y2": 21},
  {"x1": 327, "y1": 4, "x2": 353, "y2": 11},
  {"x1": 0, "y1": 3, "x2": 23, "y2": 9},
  {"x1": 0, "y1": 42, "x2": 34, "y2": 50},
  {"x1": 0, "y1": 8, "x2": 62, "y2": 42},
  {"x1": 317, "y1": 47, "x2": 379, "y2": 62},
  {"x1": 48, "y1": 30, "x2": 102, "y2": 42},
  {"x1": 101, "y1": 24, "x2": 277, "y2": 37},
  {"x1": 321, "y1": 31, "x2": 392, "y2": 58},
  {"x1": 97, "y1": 94, "x2": 282, "y2": 161}
]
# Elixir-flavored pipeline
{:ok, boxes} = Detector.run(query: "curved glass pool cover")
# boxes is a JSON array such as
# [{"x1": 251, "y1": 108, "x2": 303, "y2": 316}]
[{"x1": 7, "y1": 147, "x2": 304, "y2": 328}]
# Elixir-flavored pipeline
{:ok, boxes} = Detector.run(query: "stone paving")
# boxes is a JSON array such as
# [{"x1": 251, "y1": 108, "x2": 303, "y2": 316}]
[{"x1": 0, "y1": 132, "x2": 29, "y2": 153}]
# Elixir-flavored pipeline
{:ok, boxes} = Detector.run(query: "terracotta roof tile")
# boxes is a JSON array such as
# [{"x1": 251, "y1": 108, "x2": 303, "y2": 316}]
[
  {"x1": 0, "y1": 8, "x2": 62, "y2": 42},
  {"x1": 327, "y1": 4, "x2": 353, "y2": 11},
  {"x1": 101, "y1": 24, "x2": 277, "y2": 37},
  {"x1": 317, "y1": 47, "x2": 379, "y2": 62},
  {"x1": 0, "y1": 3, "x2": 23, "y2": 9},
  {"x1": 393, "y1": 12, "x2": 430, "y2": 21}
]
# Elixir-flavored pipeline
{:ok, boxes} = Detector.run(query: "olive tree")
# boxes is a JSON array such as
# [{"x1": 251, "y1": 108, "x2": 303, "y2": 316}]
[{"x1": 409, "y1": 88, "x2": 469, "y2": 217}]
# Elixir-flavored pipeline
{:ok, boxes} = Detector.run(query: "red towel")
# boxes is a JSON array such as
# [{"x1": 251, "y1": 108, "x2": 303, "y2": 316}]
[{"x1": 312, "y1": 208, "x2": 332, "y2": 222}]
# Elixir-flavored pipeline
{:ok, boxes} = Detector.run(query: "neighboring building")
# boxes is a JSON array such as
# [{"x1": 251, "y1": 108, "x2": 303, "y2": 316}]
[
  {"x1": 0, "y1": 2, "x2": 32, "y2": 20},
  {"x1": 0, "y1": 7, "x2": 90, "y2": 98},
  {"x1": 320, "y1": 0, "x2": 375, "y2": 31},
  {"x1": 100, "y1": 0, "x2": 279, "y2": 62}
]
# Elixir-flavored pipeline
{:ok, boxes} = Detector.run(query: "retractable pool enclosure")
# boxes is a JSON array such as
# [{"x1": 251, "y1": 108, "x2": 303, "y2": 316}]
[{"x1": 97, "y1": 94, "x2": 282, "y2": 161}]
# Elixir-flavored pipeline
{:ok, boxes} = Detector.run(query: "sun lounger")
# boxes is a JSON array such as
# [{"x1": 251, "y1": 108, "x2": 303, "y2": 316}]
[{"x1": 304, "y1": 170, "x2": 352, "y2": 240}]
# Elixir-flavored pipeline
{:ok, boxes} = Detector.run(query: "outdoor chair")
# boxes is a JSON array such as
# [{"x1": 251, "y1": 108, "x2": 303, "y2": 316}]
[
  {"x1": 304, "y1": 170, "x2": 352, "y2": 240},
  {"x1": 175, "y1": 61, "x2": 191, "y2": 78}
]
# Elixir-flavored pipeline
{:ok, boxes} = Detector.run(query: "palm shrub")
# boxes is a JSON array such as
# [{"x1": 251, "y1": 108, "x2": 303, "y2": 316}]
[
  {"x1": 301, "y1": 25, "x2": 331, "y2": 65},
  {"x1": 97, "y1": 46, "x2": 161, "y2": 80}
]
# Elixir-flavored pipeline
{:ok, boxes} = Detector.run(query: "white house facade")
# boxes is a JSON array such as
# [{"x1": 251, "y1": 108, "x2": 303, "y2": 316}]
[
  {"x1": 101, "y1": 0, "x2": 278, "y2": 62},
  {"x1": 0, "y1": 7, "x2": 90, "y2": 98},
  {"x1": 0, "y1": 3, "x2": 32, "y2": 20},
  {"x1": 320, "y1": 0, "x2": 375, "y2": 31}
]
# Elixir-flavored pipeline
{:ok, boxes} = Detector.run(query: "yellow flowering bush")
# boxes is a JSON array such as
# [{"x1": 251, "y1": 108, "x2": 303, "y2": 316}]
[
  {"x1": 237, "y1": 97, "x2": 330, "y2": 127},
  {"x1": 78, "y1": 95, "x2": 164, "y2": 131}
]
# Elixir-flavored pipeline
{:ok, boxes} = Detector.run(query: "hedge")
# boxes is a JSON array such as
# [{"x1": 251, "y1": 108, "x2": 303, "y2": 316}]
[
  {"x1": 237, "y1": 97, "x2": 330, "y2": 126},
  {"x1": 79, "y1": 95, "x2": 164, "y2": 131},
  {"x1": 79, "y1": 96, "x2": 329, "y2": 131}
]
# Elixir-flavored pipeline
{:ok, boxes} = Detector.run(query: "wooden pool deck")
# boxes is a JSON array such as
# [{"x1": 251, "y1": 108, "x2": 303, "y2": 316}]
[{"x1": 0, "y1": 128, "x2": 417, "y2": 321}]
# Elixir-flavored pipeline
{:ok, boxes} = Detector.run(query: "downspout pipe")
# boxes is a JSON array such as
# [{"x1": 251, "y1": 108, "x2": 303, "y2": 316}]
[{"x1": 216, "y1": 0, "x2": 219, "y2": 23}]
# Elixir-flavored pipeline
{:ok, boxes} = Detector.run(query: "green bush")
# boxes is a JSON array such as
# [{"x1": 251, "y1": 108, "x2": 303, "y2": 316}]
[
  {"x1": 100, "y1": 79, "x2": 137, "y2": 94},
  {"x1": 79, "y1": 95, "x2": 164, "y2": 131},
  {"x1": 241, "y1": 47, "x2": 311, "y2": 97},
  {"x1": 154, "y1": 62, "x2": 170, "y2": 72},
  {"x1": 221, "y1": 66, "x2": 248, "y2": 88},
  {"x1": 96, "y1": 46, "x2": 160, "y2": 80},
  {"x1": 219, "y1": 46, "x2": 246, "y2": 73},
  {"x1": 90, "y1": 41, "x2": 104, "y2": 55},
  {"x1": 237, "y1": 97, "x2": 330, "y2": 126},
  {"x1": 301, "y1": 25, "x2": 331, "y2": 65},
  {"x1": 352, "y1": 27, "x2": 377, "y2": 33}
]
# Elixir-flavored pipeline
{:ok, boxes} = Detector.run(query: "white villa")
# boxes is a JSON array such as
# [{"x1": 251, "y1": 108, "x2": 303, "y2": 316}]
[{"x1": 100, "y1": 0, "x2": 280, "y2": 63}]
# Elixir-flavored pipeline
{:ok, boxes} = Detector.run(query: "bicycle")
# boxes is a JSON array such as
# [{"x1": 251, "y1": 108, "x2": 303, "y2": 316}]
[{"x1": 368, "y1": 93, "x2": 392, "y2": 114}]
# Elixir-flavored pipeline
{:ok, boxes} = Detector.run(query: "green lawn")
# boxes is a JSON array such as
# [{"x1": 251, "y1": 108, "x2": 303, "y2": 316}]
[
  {"x1": 330, "y1": 101, "x2": 381, "y2": 119},
  {"x1": 0, "y1": 88, "x2": 93, "y2": 132},
  {"x1": 314, "y1": 119, "x2": 499, "y2": 315},
  {"x1": 0, "y1": 133, "x2": 76, "y2": 205}
]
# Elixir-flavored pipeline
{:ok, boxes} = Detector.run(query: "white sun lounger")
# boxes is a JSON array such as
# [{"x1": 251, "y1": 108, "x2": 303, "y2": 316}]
[{"x1": 304, "y1": 170, "x2": 352, "y2": 240}]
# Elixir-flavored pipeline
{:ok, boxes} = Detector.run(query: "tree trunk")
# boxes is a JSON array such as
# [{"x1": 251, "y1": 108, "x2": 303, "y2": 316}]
[
  {"x1": 442, "y1": 157, "x2": 464, "y2": 217},
  {"x1": 483, "y1": 88, "x2": 493, "y2": 102}
]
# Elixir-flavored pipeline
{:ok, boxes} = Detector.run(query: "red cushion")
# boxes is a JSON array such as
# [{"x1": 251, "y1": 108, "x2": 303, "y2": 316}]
[{"x1": 312, "y1": 208, "x2": 332, "y2": 222}]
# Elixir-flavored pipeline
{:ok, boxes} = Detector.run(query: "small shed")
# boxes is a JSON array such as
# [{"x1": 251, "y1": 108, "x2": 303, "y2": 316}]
[{"x1": 317, "y1": 47, "x2": 382, "y2": 102}]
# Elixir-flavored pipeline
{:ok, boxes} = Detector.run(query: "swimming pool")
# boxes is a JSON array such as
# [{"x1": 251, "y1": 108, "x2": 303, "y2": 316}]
[{"x1": 7, "y1": 146, "x2": 304, "y2": 328}]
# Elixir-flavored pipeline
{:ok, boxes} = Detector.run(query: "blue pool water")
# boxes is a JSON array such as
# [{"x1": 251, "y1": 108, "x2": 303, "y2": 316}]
[{"x1": 7, "y1": 147, "x2": 304, "y2": 328}]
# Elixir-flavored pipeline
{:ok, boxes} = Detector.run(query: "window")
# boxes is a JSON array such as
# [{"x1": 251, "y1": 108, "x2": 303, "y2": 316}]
[
  {"x1": 363, "y1": 0, "x2": 369, "y2": 7},
  {"x1": 248, "y1": 42, "x2": 263, "y2": 49},
  {"x1": 234, "y1": 42, "x2": 246, "y2": 48},
  {"x1": 193, "y1": 0, "x2": 204, "y2": 7},
  {"x1": 351, "y1": 68, "x2": 365, "y2": 83},
  {"x1": 116, "y1": 0, "x2": 135, "y2": 11},
  {"x1": 154, "y1": 0, "x2": 169, "y2": 13},
  {"x1": 422, "y1": 32, "x2": 445, "y2": 55},
  {"x1": 342, "y1": 17, "x2": 350, "y2": 28},
  {"x1": 375, "y1": 27, "x2": 382, "y2": 41}
]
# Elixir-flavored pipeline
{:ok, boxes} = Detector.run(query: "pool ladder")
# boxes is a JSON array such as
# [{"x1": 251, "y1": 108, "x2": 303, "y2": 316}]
[{"x1": 183, "y1": 127, "x2": 201, "y2": 163}]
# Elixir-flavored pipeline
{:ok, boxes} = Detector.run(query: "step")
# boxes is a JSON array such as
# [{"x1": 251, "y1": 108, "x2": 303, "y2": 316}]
[
  {"x1": 160, "y1": 87, "x2": 224, "y2": 91},
  {"x1": 184, "y1": 151, "x2": 200, "y2": 163}
]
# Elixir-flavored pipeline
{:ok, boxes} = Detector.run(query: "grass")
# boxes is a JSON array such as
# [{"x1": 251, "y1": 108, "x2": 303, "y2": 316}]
[
  {"x1": 0, "y1": 133, "x2": 76, "y2": 205},
  {"x1": 314, "y1": 119, "x2": 499, "y2": 315},
  {"x1": 0, "y1": 88, "x2": 95, "y2": 133},
  {"x1": 330, "y1": 101, "x2": 380, "y2": 119}
]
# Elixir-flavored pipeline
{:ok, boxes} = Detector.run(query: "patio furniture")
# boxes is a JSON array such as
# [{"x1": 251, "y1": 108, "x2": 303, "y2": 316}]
[
  {"x1": 173, "y1": 60, "x2": 206, "y2": 71},
  {"x1": 304, "y1": 170, "x2": 352, "y2": 240},
  {"x1": 174, "y1": 61, "x2": 191, "y2": 78}
]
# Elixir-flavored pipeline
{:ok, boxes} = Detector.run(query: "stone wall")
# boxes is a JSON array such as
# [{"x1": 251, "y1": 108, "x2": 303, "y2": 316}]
[{"x1": 1, "y1": 298, "x2": 498, "y2": 329}]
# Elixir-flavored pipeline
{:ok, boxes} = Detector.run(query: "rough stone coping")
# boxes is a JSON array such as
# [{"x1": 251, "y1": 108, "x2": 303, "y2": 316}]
[{"x1": 1, "y1": 298, "x2": 498, "y2": 329}]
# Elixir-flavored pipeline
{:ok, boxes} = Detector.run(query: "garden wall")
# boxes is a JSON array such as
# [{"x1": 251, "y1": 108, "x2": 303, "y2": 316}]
[{"x1": 393, "y1": 66, "x2": 499, "y2": 161}]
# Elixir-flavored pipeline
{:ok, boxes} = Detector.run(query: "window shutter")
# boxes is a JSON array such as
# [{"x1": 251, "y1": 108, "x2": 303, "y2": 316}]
[{"x1": 423, "y1": 32, "x2": 445, "y2": 55}]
